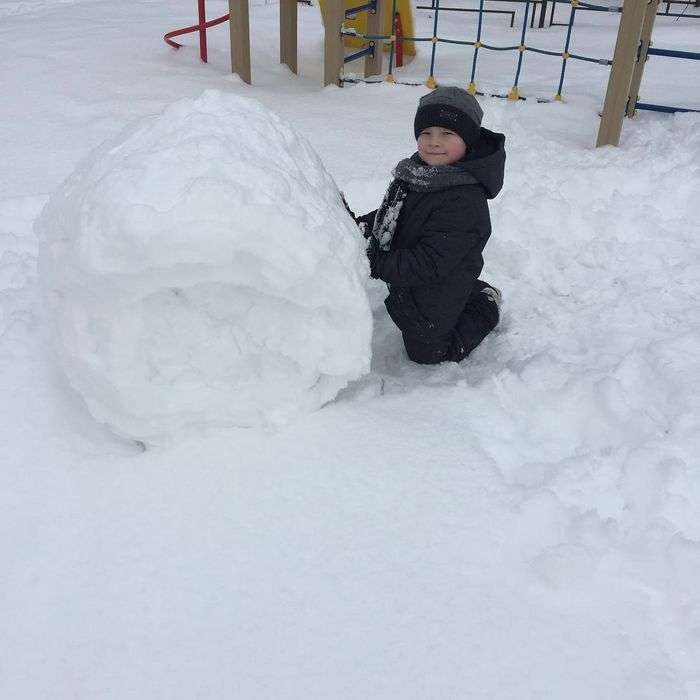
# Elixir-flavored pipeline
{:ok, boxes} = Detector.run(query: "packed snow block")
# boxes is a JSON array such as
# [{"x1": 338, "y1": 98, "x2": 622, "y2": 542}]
[{"x1": 37, "y1": 90, "x2": 372, "y2": 440}]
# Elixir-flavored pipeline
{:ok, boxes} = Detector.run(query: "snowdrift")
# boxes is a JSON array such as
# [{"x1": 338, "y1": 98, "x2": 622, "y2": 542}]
[{"x1": 36, "y1": 90, "x2": 372, "y2": 440}]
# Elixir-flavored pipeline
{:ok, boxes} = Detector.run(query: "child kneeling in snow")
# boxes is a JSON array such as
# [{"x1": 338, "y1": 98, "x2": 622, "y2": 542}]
[{"x1": 356, "y1": 87, "x2": 505, "y2": 365}]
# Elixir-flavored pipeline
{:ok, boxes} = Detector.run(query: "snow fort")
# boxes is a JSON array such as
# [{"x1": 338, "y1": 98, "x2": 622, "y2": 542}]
[{"x1": 37, "y1": 90, "x2": 372, "y2": 440}]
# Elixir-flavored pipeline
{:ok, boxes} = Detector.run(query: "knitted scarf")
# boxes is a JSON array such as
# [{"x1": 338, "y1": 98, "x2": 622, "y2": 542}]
[{"x1": 371, "y1": 153, "x2": 479, "y2": 251}]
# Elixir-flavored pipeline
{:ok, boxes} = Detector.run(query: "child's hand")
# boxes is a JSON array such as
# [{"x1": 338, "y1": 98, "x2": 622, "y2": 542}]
[{"x1": 355, "y1": 211, "x2": 376, "y2": 239}]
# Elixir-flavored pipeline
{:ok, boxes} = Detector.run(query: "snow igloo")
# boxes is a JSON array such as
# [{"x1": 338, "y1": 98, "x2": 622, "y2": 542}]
[{"x1": 37, "y1": 90, "x2": 373, "y2": 441}]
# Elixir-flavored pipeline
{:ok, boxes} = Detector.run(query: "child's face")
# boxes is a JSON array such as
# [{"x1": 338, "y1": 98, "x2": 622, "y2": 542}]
[{"x1": 417, "y1": 126, "x2": 467, "y2": 166}]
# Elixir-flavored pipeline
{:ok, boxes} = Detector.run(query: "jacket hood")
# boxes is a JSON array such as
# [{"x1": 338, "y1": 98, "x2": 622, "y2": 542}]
[{"x1": 458, "y1": 128, "x2": 506, "y2": 199}]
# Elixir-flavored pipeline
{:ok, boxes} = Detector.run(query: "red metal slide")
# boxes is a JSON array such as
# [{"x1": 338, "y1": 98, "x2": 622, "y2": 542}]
[{"x1": 164, "y1": 0, "x2": 229, "y2": 63}]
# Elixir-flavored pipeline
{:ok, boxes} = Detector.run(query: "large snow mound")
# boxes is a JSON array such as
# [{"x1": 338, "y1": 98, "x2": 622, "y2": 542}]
[{"x1": 37, "y1": 90, "x2": 372, "y2": 440}]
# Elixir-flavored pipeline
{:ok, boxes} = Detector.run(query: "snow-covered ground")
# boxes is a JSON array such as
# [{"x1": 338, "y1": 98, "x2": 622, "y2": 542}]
[{"x1": 2, "y1": 0, "x2": 700, "y2": 697}]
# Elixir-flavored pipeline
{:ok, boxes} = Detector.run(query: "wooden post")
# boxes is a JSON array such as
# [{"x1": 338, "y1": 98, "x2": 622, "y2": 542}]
[
  {"x1": 596, "y1": 0, "x2": 650, "y2": 148},
  {"x1": 280, "y1": 0, "x2": 298, "y2": 74},
  {"x1": 229, "y1": 0, "x2": 252, "y2": 84},
  {"x1": 626, "y1": 0, "x2": 659, "y2": 117},
  {"x1": 364, "y1": 0, "x2": 385, "y2": 78},
  {"x1": 323, "y1": 0, "x2": 345, "y2": 86},
  {"x1": 529, "y1": 1, "x2": 548, "y2": 29}
]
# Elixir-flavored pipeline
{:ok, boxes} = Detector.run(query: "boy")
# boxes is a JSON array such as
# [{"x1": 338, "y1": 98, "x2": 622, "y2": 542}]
[{"x1": 357, "y1": 86, "x2": 505, "y2": 365}]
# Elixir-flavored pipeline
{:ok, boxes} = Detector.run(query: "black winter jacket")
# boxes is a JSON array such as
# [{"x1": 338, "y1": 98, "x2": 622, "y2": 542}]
[{"x1": 360, "y1": 128, "x2": 505, "y2": 341}]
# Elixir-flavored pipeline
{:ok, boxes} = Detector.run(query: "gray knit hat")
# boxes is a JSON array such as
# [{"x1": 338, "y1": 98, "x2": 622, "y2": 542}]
[{"x1": 414, "y1": 86, "x2": 484, "y2": 147}]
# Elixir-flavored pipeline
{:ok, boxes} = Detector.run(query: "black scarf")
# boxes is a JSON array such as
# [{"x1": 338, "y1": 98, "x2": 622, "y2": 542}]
[{"x1": 371, "y1": 154, "x2": 478, "y2": 251}]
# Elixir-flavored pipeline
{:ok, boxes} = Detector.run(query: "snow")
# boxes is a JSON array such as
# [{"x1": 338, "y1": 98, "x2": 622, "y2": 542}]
[
  {"x1": 36, "y1": 90, "x2": 372, "y2": 439},
  {"x1": 2, "y1": 0, "x2": 700, "y2": 697}
]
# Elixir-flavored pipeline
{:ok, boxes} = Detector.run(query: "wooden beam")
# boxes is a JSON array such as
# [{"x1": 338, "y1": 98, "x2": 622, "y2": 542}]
[
  {"x1": 280, "y1": 0, "x2": 298, "y2": 74},
  {"x1": 626, "y1": 0, "x2": 659, "y2": 117},
  {"x1": 596, "y1": 0, "x2": 650, "y2": 147},
  {"x1": 229, "y1": 0, "x2": 251, "y2": 84},
  {"x1": 364, "y1": 0, "x2": 386, "y2": 78},
  {"x1": 323, "y1": 0, "x2": 345, "y2": 86}
]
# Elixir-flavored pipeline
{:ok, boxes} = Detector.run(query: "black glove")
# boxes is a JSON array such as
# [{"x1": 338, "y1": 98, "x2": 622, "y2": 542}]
[{"x1": 355, "y1": 210, "x2": 376, "y2": 239}]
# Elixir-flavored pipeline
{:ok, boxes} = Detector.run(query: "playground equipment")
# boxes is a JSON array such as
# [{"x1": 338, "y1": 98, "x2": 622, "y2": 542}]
[
  {"x1": 321, "y1": 0, "x2": 392, "y2": 82},
  {"x1": 597, "y1": 0, "x2": 699, "y2": 145},
  {"x1": 550, "y1": 0, "x2": 700, "y2": 24},
  {"x1": 163, "y1": 0, "x2": 385, "y2": 85},
  {"x1": 633, "y1": 43, "x2": 700, "y2": 113},
  {"x1": 616, "y1": 0, "x2": 700, "y2": 117},
  {"x1": 164, "y1": 0, "x2": 697, "y2": 147},
  {"x1": 164, "y1": 0, "x2": 230, "y2": 63},
  {"x1": 329, "y1": 0, "x2": 617, "y2": 99},
  {"x1": 327, "y1": 0, "x2": 698, "y2": 144},
  {"x1": 164, "y1": 0, "x2": 300, "y2": 84},
  {"x1": 417, "y1": 2, "x2": 516, "y2": 29},
  {"x1": 419, "y1": 0, "x2": 553, "y2": 29},
  {"x1": 320, "y1": 0, "x2": 416, "y2": 62}
]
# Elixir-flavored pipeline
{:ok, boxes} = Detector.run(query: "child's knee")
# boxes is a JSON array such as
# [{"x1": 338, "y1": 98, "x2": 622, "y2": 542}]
[{"x1": 402, "y1": 334, "x2": 451, "y2": 365}]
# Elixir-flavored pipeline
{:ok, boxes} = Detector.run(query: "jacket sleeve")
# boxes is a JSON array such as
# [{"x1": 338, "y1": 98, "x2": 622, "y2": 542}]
[{"x1": 369, "y1": 193, "x2": 480, "y2": 286}]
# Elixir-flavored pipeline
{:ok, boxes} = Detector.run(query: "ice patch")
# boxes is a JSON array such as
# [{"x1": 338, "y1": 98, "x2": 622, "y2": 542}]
[{"x1": 36, "y1": 90, "x2": 372, "y2": 440}]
